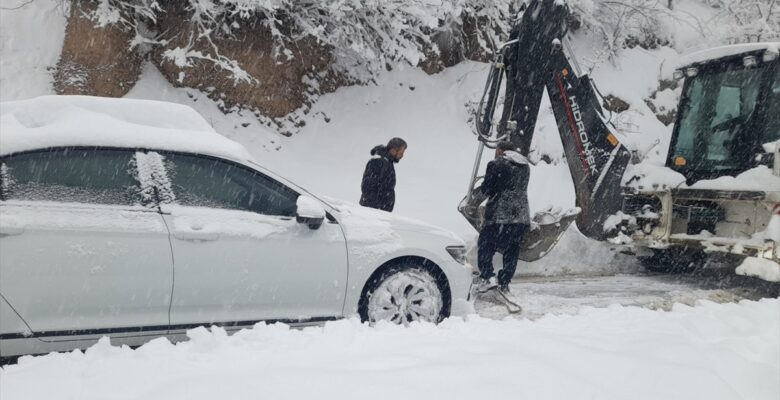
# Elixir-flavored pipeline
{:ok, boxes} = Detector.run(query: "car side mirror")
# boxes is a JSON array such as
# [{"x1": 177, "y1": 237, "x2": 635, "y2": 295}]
[{"x1": 296, "y1": 195, "x2": 326, "y2": 230}]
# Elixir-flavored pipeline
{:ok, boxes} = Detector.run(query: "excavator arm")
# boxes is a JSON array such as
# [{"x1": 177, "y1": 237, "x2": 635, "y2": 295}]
[
  {"x1": 545, "y1": 48, "x2": 633, "y2": 239},
  {"x1": 460, "y1": 0, "x2": 631, "y2": 260}
]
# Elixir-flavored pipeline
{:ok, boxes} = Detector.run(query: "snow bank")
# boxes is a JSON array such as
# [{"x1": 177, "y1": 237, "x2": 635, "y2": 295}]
[
  {"x1": 736, "y1": 257, "x2": 780, "y2": 282},
  {"x1": 623, "y1": 161, "x2": 686, "y2": 190},
  {"x1": 690, "y1": 165, "x2": 780, "y2": 192},
  {"x1": 764, "y1": 139, "x2": 779, "y2": 153},
  {"x1": 2, "y1": 298, "x2": 778, "y2": 400},
  {"x1": 0, "y1": 0, "x2": 67, "y2": 102},
  {"x1": 624, "y1": 162, "x2": 780, "y2": 193}
]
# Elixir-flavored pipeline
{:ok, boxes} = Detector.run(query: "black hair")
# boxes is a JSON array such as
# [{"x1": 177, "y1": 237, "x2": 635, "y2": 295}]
[
  {"x1": 496, "y1": 141, "x2": 516, "y2": 152},
  {"x1": 386, "y1": 137, "x2": 407, "y2": 150},
  {"x1": 370, "y1": 137, "x2": 407, "y2": 157}
]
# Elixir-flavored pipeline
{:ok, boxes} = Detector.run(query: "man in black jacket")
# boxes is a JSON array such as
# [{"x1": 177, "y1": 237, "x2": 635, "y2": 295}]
[
  {"x1": 477, "y1": 141, "x2": 531, "y2": 293},
  {"x1": 360, "y1": 137, "x2": 407, "y2": 212}
]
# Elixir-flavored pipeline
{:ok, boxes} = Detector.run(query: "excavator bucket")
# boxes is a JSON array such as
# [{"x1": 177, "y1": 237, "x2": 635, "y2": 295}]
[
  {"x1": 458, "y1": 178, "x2": 579, "y2": 262},
  {"x1": 519, "y1": 208, "x2": 579, "y2": 261}
]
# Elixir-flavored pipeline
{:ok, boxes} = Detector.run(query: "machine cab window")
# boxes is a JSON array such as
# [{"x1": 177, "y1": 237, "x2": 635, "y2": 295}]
[{"x1": 670, "y1": 52, "x2": 776, "y2": 181}]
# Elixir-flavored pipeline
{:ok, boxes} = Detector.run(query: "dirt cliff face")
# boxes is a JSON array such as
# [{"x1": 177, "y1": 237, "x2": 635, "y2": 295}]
[
  {"x1": 418, "y1": 11, "x2": 496, "y2": 75},
  {"x1": 53, "y1": 4, "x2": 336, "y2": 118},
  {"x1": 150, "y1": 11, "x2": 335, "y2": 118},
  {"x1": 52, "y1": 5, "x2": 492, "y2": 119},
  {"x1": 53, "y1": 1, "x2": 141, "y2": 98}
]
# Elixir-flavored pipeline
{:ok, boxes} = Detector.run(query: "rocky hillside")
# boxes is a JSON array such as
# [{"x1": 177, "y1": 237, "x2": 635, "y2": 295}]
[
  {"x1": 52, "y1": 0, "x2": 513, "y2": 123},
  {"x1": 48, "y1": 0, "x2": 777, "y2": 128},
  {"x1": 2, "y1": 0, "x2": 776, "y2": 133}
]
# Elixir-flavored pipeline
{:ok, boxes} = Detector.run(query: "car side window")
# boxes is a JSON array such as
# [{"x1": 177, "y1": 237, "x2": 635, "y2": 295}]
[
  {"x1": 0, "y1": 148, "x2": 142, "y2": 205},
  {"x1": 163, "y1": 153, "x2": 298, "y2": 217}
]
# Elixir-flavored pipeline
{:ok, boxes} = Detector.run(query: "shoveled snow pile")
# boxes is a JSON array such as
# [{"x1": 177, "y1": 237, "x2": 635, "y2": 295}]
[
  {"x1": 690, "y1": 165, "x2": 780, "y2": 192},
  {"x1": 736, "y1": 257, "x2": 780, "y2": 282},
  {"x1": 623, "y1": 162, "x2": 780, "y2": 193},
  {"x1": 2, "y1": 299, "x2": 778, "y2": 400}
]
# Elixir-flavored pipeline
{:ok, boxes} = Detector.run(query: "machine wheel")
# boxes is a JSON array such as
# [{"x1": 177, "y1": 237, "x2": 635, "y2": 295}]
[{"x1": 359, "y1": 265, "x2": 448, "y2": 325}]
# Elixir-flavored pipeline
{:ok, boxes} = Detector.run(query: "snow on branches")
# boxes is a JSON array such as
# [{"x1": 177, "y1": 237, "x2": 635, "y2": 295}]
[
  {"x1": 706, "y1": 0, "x2": 779, "y2": 43},
  {"x1": 80, "y1": 0, "x2": 514, "y2": 83},
  {"x1": 570, "y1": 0, "x2": 779, "y2": 61},
  {"x1": 569, "y1": 0, "x2": 677, "y2": 62},
  {"x1": 69, "y1": 0, "x2": 780, "y2": 83}
]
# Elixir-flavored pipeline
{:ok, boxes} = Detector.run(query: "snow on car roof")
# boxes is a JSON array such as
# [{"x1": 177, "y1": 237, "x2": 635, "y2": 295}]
[
  {"x1": 679, "y1": 42, "x2": 779, "y2": 68},
  {"x1": 0, "y1": 95, "x2": 253, "y2": 162}
]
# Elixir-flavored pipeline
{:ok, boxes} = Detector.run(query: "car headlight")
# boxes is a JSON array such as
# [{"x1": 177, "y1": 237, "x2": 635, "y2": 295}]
[{"x1": 446, "y1": 246, "x2": 467, "y2": 265}]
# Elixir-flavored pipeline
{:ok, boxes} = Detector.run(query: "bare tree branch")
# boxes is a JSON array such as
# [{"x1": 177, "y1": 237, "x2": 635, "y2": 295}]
[{"x1": 0, "y1": 0, "x2": 35, "y2": 11}]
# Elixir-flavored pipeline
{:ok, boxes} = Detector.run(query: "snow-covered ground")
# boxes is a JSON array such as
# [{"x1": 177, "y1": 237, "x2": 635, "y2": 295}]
[
  {"x1": 476, "y1": 272, "x2": 780, "y2": 319},
  {"x1": 2, "y1": 298, "x2": 778, "y2": 400},
  {"x1": 0, "y1": 0, "x2": 66, "y2": 102}
]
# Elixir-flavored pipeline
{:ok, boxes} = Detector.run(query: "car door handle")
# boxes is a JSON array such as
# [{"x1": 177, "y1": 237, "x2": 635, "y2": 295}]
[
  {"x1": 0, "y1": 225, "x2": 24, "y2": 237},
  {"x1": 172, "y1": 231, "x2": 219, "y2": 242}
]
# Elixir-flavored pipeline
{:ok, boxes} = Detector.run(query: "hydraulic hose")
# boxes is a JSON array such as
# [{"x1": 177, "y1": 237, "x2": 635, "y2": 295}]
[{"x1": 474, "y1": 40, "x2": 518, "y2": 146}]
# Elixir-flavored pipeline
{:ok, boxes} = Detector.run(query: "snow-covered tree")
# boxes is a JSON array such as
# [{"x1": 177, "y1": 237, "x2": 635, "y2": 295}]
[
  {"x1": 706, "y1": 0, "x2": 779, "y2": 43},
  {"x1": 83, "y1": 0, "x2": 515, "y2": 82},
  {"x1": 569, "y1": 0, "x2": 676, "y2": 61}
]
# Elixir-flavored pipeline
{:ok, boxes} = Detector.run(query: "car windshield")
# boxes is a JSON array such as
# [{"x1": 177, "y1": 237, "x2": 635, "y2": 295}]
[{"x1": 671, "y1": 61, "x2": 766, "y2": 172}]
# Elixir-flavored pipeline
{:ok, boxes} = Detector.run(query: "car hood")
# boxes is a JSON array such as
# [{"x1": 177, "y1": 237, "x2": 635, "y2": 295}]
[{"x1": 323, "y1": 197, "x2": 464, "y2": 245}]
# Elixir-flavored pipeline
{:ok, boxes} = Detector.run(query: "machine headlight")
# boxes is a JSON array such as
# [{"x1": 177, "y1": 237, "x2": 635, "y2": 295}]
[{"x1": 446, "y1": 246, "x2": 468, "y2": 265}]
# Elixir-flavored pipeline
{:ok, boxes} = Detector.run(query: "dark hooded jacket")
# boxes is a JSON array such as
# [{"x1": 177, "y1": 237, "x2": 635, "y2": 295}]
[
  {"x1": 481, "y1": 150, "x2": 531, "y2": 225},
  {"x1": 360, "y1": 145, "x2": 397, "y2": 212}
]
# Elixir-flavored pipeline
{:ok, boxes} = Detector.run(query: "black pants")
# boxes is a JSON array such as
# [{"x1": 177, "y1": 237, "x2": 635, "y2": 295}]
[{"x1": 477, "y1": 223, "x2": 527, "y2": 286}]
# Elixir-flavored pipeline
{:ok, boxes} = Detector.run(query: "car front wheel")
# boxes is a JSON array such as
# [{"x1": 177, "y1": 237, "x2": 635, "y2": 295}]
[{"x1": 362, "y1": 266, "x2": 445, "y2": 326}]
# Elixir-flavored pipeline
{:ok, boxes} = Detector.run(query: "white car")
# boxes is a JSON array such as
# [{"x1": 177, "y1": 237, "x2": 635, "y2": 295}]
[{"x1": 0, "y1": 96, "x2": 473, "y2": 358}]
